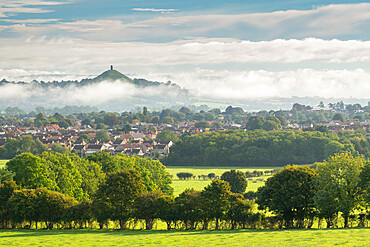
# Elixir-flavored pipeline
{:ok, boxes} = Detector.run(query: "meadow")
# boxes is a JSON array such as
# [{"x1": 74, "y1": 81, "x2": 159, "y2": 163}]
[
  {"x1": 166, "y1": 166, "x2": 277, "y2": 195},
  {"x1": 0, "y1": 228, "x2": 368, "y2": 247},
  {"x1": 0, "y1": 160, "x2": 7, "y2": 168}
]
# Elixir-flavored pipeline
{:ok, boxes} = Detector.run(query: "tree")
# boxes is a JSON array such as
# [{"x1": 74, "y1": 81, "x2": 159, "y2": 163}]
[
  {"x1": 262, "y1": 120, "x2": 280, "y2": 131},
  {"x1": 93, "y1": 170, "x2": 146, "y2": 229},
  {"x1": 0, "y1": 181, "x2": 20, "y2": 228},
  {"x1": 156, "y1": 130, "x2": 179, "y2": 143},
  {"x1": 246, "y1": 116, "x2": 264, "y2": 130},
  {"x1": 96, "y1": 130, "x2": 110, "y2": 142},
  {"x1": 175, "y1": 188, "x2": 203, "y2": 230},
  {"x1": 143, "y1": 106, "x2": 148, "y2": 116},
  {"x1": 6, "y1": 153, "x2": 57, "y2": 190},
  {"x1": 0, "y1": 168, "x2": 14, "y2": 184},
  {"x1": 200, "y1": 180, "x2": 231, "y2": 230},
  {"x1": 195, "y1": 121, "x2": 210, "y2": 129},
  {"x1": 104, "y1": 115, "x2": 119, "y2": 127},
  {"x1": 256, "y1": 165, "x2": 317, "y2": 228},
  {"x1": 51, "y1": 143, "x2": 69, "y2": 153},
  {"x1": 314, "y1": 153, "x2": 365, "y2": 228},
  {"x1": 220, "y1": 170, "x2": 247, "y2": 194},
  {"x1": 359, "y1": 161, "x2": 370, "y2": 206},
  {"x1": 332, "y1": 113, "x2": 345, "y2": 123},
  {"x1": 134, "y1": 190, "x2": 173, "y2": 230},
  {"x1": 77, "y1": 134, "x2": 91, "y2": 143}
]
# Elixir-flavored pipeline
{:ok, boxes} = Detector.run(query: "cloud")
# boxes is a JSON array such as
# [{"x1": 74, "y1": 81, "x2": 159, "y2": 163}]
[
  {"x1": 0, "y1": 0, "x2": 68, "y2": 18},
  {"x1": 132, "y1": 8, "x2": 178, "y2": 13},
  {"x1": 1, "y1": 68, "x2": 370, "y2": 107},
  {"x1": 1, "y1": 38, "x2": 370, "y2": 75},
  {"x1": 140, "y1": 68, "x2": 370, "y2": 100},
  {"x1": 2, "y1": 3, "x2": 370, "y2": 41},
  {"x1": 0, "y1": 79, "x2": 186, "y2": 107},
  {"x1": 0, "y1": 18, "x2": 59, "y2": 23}
]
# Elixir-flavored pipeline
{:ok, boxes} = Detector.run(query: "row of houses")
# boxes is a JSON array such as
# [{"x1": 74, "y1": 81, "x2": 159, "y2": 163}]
[{"x1": 72, "y1": 139, "x2": 173, "y2": 158}]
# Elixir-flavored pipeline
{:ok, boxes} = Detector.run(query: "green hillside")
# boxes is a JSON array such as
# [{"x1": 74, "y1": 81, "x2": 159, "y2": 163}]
[{"x1": 92, "y1": 69, "x2": 134, "y2": 83}]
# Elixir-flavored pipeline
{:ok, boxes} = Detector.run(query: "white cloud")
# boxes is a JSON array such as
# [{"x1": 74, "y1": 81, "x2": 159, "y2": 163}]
[
  {"x1": 0, "y1": 0, "x2": 68, "y2": 17},
  {"x1": 1, "y1": 18, "x2": 59, "y2": 23},
  {"x1": 140, "y1": 68, "x2": 370, "y2": 100},
  {"x1": 2, "y1": 3, "x2": 370, "y2": 41},
  {"x1": 132, "y1": 8, "x2": 178, "y2": 13},
  {"x1": 1, "y1": 38, "x2": 370, "y2": 74}
]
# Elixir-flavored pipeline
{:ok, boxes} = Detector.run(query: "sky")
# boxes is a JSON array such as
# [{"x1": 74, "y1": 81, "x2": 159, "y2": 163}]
[{"x1": 1, "y1": 0, "x2": 370, "y2": 101}]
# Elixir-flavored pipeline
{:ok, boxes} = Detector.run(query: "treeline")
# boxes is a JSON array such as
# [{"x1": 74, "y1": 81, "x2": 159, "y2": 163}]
[
  {"x1": 0, "y1": 151, "x2": 173, "y2": 199},
  {"x1": 164, "y1": 130, "x2": 370, "y2": 166},
  {"x1": 0, "y1": 153, "x2": 369, "y2": 230},
  {"x1": 2, "y1": 101, "x2": 370, "y2": 129},
  {"x1": 0, "y1": 136, "x2": 67, "y2": 159}
]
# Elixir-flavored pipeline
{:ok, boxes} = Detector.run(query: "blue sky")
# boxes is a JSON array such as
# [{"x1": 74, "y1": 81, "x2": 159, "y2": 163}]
[{"x1": 1, "y1": 0, "x2": 370, "y2": 101}]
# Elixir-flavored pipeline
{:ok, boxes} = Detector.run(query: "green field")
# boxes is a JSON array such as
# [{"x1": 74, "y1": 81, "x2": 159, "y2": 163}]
[
  {"x1": 0, "y1": 228, "x2": 368, "y2": 246},
  {"x1": 166, "y1": 166, "x2": 277, "y2": 195},
  {"x1": 0, "y1": 160, "x2": 8, "y2": 168}
]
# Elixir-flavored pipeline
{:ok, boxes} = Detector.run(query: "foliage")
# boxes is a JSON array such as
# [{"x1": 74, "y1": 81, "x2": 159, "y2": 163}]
[
  {"x1": 93, "y1": 170, "x2": 146, "y2": 229},
  {"x1": 314, "y1": 153, "x2": 366, "y2": 227},
  {"x1": 359, "y1": 161, "x2": 370, "y2": 206},
  {"x1": 134, "y1": 190, "x2": 174, "y2": 230},
  {"x1": 256, "y1": 165, "x2": 318, "y2": 228},
  {"x1": 220, "y1": 170, "x2": 248, "y2": 194},
  {"x1": 165, "y1": 130, "x2": 364, "y2": 166},
  {"x1": 200, "y1": 180, "x2": 232, "y2": 230},
  {"x1": 87, "y1": 152, "x2": 173, "y2": 195},
  {"x1": 6, "y1": 152, "x2": 103, "y2": 200},
  {"x1": 156, "y1": 130, "x2": 179, "y2": 143},
  {"x1": 176, "y1": 172, "x2": 193, "y2": 180}
]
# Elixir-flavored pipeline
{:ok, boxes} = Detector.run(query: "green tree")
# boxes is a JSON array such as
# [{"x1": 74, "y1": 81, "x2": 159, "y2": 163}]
[
  {"x1": 51, "y1": 143, "x2": 69, "y2": 153},
  {"x1": 332, "y1": 113, "x2": 345, "y2": 122},
  {"x1": 96, "y1": 130, "x2": 110, "y2": 142},
  {"x1": 195, "y1": 121, "x2": 210, "y2": 129},
  {"x1": 256, "y1": 165, "x2": 318, "y2": 228},
  {"x1": 77, "y1": 133, "x2": 91, "y2": 143},
  {"x1": 246, "y1": 116, "x2": 264, "y2": 130},
  {"x1": 359, "y1": 161, "x2": 370, "y2": 206},
  {"x1": 314, "y1": 153, "x2": 365, "y2": 228},
  {"x1": 6, "y1": 153, "x2": 57, "y2": 190},
  {"x1": 0, "y1": 181, "x2": 20, "y2": 228},
  {"x1": 220, "y1": 170, "x2": 248, "y2": 194},
  {"x1": 134, "y1": 190, "x2": 173, "y2": 230},
  {"x1": 93, "y1": 170, "x2": 146, "y2": 229},
  {"x1": 156, "y1": 130, "x2": 179, "y2": 143},
  {"x1": 200, "y1": 180, "x2": 231, "y2": 230},
  {"x1": 175, "y1": 188, "x2": 203, "y2": 230}
]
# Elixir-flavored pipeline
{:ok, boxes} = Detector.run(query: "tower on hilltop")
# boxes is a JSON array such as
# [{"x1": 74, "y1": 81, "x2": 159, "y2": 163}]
[{"x1": 110, "y1": 65, "x2": 113, "y2": 70}]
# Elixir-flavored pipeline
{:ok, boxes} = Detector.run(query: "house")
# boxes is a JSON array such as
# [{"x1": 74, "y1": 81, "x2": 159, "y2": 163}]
[
  {"x1": 73, "y1": 144, "x2": 87, "y2": 157},
  {"x1": 153, "y1": 144, "x2": 170, "y2": 155},
  {"x1": 126, "y1": 148, "x2": 144, "y2": 156},
  {"x1": 129, "y1": 132, "x2": 144, "y2": 141},
  {"x1": 86, "y1": 144, "x2": 106, "y2": 154}
]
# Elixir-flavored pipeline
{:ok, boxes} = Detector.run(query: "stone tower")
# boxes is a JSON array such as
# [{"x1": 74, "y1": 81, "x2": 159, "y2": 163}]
[{"x1": 110, "y1": 65, "x2": 113, "y2": 70}]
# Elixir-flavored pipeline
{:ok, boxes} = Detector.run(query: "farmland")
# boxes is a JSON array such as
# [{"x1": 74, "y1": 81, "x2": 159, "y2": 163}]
[
  {"x1": 166, "y1": 166, "x2": 277, "y2": 195},
  {"x1": 0, "y1": 228, "x2": 368, "y2": 246}
]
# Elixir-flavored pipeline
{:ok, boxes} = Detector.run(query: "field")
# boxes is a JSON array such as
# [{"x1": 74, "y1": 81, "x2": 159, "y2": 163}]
[
  {"x1": 166, "y1": 166, "x2": 278, "y2": 195},
  {"x1": 0, "y1": 228, "x2": 368, "y2": 246},
  {"x1": 0, "y1": 160, "x2": 8, "y2": 168}
]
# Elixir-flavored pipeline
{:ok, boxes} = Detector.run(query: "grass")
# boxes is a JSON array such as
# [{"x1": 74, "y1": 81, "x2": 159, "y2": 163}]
[
  {"x1": 166, "y1": 166, "x2": 277, "y2": 195},
  {"x1": 0, "y1": 160, "x2": 8, "y2": 168},
  {"x1": 0, "y1": 228, "x2": 368, "y2": 246}
]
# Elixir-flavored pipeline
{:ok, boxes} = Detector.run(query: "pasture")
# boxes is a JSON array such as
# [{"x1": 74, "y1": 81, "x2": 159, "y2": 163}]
[
  {"x1": 0, "y1": 160, "x2": 8, "y2": 168},
  {"x1": 166, "y1": 166, "x2": 277, "y2": 195},
  {"x1": 0, "y1": 228, "x2": 368, "y2": 246}
]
